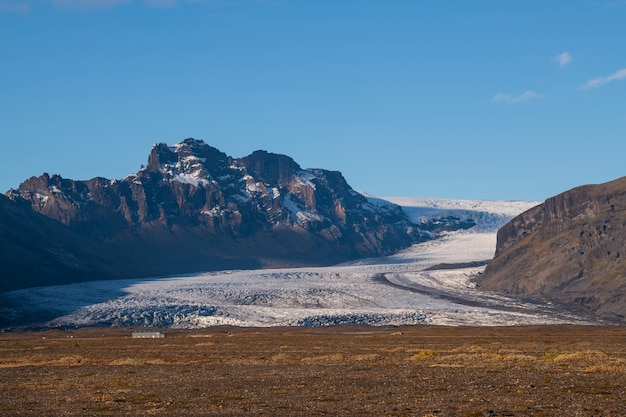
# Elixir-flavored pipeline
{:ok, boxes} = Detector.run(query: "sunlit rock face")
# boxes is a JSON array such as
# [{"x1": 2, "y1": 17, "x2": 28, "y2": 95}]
[{"x1": 478, "y1": 176, "x2": 626, "y2": 322}]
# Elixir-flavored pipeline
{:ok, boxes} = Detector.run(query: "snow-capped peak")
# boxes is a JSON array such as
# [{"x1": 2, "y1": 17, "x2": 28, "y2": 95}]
[{"x1": 146, "y1": 139, "x2": 232, "y2": 187}]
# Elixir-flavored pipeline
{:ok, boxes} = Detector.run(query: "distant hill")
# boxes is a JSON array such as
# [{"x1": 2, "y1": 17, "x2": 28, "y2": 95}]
[
  {"x1": 2, "y1": 139, "x2": 475, "y2": 292},
  {"x1": 477, "y1": 176, "x2": 626, "y2": 322}
]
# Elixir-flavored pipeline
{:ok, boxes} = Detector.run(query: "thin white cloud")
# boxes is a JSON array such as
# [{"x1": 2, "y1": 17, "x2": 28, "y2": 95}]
[
  {"x1": 1, "y1": 0, "x2": 213, "y2": 12},
  {"x1": 607, "y1": 0, "x2": 626, "y2": 7},
  {"x1": 492, "y1": 91, "x2": 544, "y2": 105},
  {"x1": 143, "y1": 0, "x2": 177, "y2": 7},
  {"x1": 581, "y1": 68, "x2": 626, "y2": 89},
  {"x1": 0, "y1": 0, "x2": 31, "y2": 13},
  {"x1": 141, "y1": 0, "x2": 214, "y2": 7},
  {"x1": 53, "y1": 0, "x2": 130, "y2": 9},
  {"x1": 554, "y1": 52, "x2": 572, "y2": 68}
]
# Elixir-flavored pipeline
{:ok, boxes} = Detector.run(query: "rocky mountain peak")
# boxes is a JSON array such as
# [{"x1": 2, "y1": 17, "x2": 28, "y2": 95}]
[
  {"x1": 238, "y1": 150, "x2": 302, "y2": 188},
  {"x1": 146, "y1": 138, "x2": 231, "y2": 182}
]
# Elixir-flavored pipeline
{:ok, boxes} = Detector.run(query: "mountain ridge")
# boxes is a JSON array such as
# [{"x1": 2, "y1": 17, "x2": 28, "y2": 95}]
[{"x1": 2, "y1": 138, "x2": 475, "y2": 292}]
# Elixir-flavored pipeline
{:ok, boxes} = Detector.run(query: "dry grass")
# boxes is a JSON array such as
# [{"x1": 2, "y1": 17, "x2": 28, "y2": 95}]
[
  {"x1": 109, "y1": 357, "x2": 168, "y2": 366},
  {"x1": 1, "y1": 325, "x2": 625, "y2": 416},
  {"x1": 409, "y1": 349, "x2": 438, "y2": 361}
]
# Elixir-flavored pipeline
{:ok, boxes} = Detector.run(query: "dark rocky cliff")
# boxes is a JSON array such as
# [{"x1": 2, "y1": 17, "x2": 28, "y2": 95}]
[
  {"x1": 477, "y1": 176, "x2": 626, "y2": 322},
  {"x1": 3, "y1": 139, "x2": 474, "y2": 291}
]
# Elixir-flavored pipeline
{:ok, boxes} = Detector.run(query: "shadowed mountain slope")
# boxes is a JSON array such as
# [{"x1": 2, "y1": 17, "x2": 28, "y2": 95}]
[{"x1": 0, "y1": 194, "x2": 117, "y2": 291}]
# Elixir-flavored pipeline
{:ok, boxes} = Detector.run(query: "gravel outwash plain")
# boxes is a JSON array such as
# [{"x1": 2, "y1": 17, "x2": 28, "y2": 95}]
[{"x1": 1, "y1": 325, "x2": 625, "y2": 416}]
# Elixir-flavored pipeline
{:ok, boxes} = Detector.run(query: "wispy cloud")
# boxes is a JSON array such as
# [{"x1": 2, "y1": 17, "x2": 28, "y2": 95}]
[
  {"x1": 0, "y1": 0, "x2": 213, "y2": 12},
  {"x1": 492, "y1": 91, "x2": 544, "y2": 105},
  {"x1": 581, "y1": 68, "x2": 626, "y2": 89},
  {"x1": 607, "y1": 0, "x2": 626, "y2": 7},
  {"x1": 554, "y1": 52, "x2": 572, "y2": 68},
  {"x1": 53, "y1": 0, "x2": 130, "y2": 9},
  {"x1": 0, "y1": 0, "x2": 32, "y2": 13},
  {"x1": 143, "y1": 0, "x2": 177, "y2": 7}
]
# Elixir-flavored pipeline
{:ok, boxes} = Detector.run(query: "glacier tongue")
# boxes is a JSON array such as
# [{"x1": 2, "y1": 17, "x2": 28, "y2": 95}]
[
  {"x1": 382, "y1": 197, "x2": 540, "y2": 232},
  {"x1": 0, "y1": 198, "x2": 595, "y2": 330}
]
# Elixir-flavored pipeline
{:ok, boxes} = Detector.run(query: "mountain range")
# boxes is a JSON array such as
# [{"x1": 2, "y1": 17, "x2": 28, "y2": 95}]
[
  {"x1": 1, "y1": 138, "x2": 473, "y2": 292},
  {"x1": 2, "y1": 138, "x2": 625, "y2": 324}
]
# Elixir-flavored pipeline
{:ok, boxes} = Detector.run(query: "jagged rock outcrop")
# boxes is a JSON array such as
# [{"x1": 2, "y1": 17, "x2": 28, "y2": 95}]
[
  {"x1": 477, "y1": 176, "x2": 626, "y2": 322},
  {"x1": 3, "y1": 139, "x2": 474, "y2": 291},
  {"x1": 9, "y1": 139, "x2": 420, "y2": 255}
]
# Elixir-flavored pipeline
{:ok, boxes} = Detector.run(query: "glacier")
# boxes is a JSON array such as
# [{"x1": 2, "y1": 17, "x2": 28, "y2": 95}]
[{"x1": 0, "y1": 197, "x2": 599, "y2": 330}]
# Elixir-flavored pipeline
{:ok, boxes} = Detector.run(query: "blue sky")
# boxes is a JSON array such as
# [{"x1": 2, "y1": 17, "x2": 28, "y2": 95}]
[{"x1": 1, "y1": 0, "x2": 625, "y2": 201}]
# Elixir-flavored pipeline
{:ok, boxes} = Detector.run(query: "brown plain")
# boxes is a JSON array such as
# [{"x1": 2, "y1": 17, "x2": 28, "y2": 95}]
[{"x1": 1, "y1": 325, "x2": 625, "y2": 416}]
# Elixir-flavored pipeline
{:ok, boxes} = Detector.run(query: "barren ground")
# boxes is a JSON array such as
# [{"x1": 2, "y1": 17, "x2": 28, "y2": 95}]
[{"x1": 1, "y1": 325, "x2": 625, "y2": 416}]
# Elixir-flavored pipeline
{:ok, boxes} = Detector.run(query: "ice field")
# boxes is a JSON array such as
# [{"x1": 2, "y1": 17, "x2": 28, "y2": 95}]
[{"x1": 0, "y1": 198, "x2": 598, "y2": 329}]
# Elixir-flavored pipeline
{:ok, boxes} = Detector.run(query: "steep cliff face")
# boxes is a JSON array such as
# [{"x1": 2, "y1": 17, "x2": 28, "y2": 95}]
[
  {"x1": 478, "y1": 176, "x2": 626, "y2": 322},
  {"x1": 4, "y1": 139, "x2": 476, "y2": 291}
]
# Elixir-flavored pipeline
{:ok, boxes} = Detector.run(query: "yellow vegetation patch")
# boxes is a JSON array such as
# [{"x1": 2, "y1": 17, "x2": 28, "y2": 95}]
[
  {"x1": 53, "y1": 355, "x2": 90, "y2": 366},
  {"x1": 349, "y1": 353, "x2": 380, "y2": 361},
  {"x1": 109, "y1": 358, "x2": 167, "y2": 366},
  {"x1": 300, "y1": 353, "x2": 345, "y2": 363},
  {"x1": 0, "y1": 355, "x2": 90, "y2": 368},
  {"x1": 410, "y1": 350, "x2": 438, "y2": 361},
  {"x1": 271, "y1": 353, "x2": 288, "y2": 362},
  {"x1": 551, "y1": 350, "x2": 608, "y2": 363},
  {"x1": 583, "y1": 359, "x2": 626, "y2": 373}
]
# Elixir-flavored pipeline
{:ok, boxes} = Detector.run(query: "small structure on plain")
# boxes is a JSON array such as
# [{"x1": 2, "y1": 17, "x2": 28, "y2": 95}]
[{"x1": 132, "y1": 330, "x2": 165, "y2": 339}]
